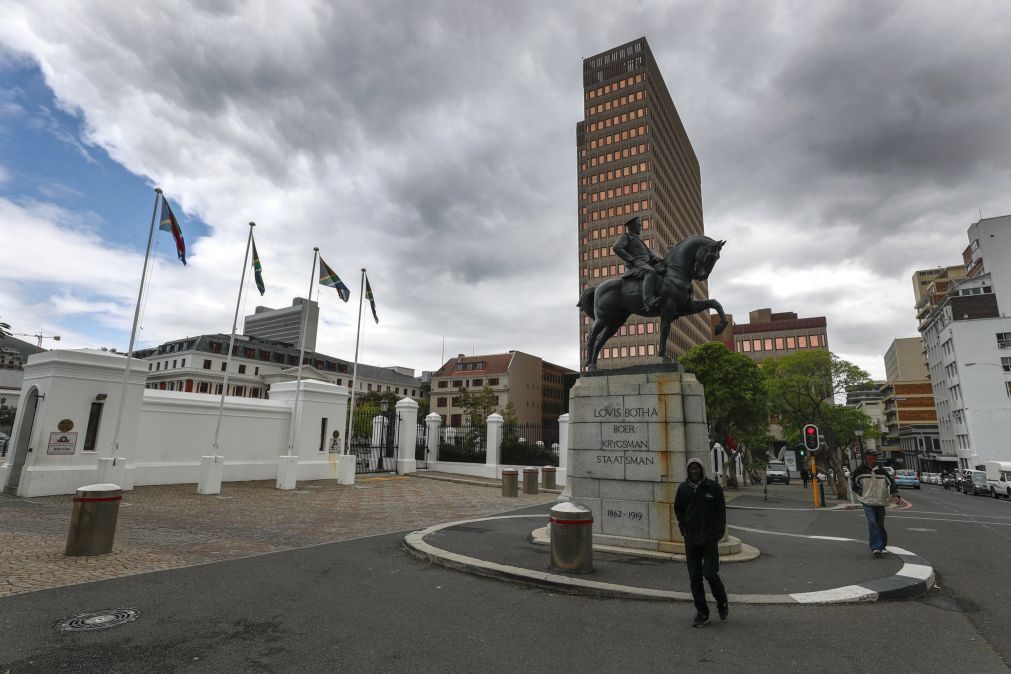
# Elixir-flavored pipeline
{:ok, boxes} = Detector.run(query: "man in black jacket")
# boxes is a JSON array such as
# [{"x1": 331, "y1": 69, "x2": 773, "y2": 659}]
[{"x1": 674, "y1": 458, "x2": 729, "y2": 627}]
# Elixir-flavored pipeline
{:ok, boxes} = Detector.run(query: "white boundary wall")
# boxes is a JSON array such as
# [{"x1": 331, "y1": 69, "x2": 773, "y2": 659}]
[{"x1": 0, "y1": 349, "x2": 353, "y2": 497}]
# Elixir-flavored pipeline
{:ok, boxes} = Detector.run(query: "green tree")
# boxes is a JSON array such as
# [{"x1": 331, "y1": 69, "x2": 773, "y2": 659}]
[
  {"x1": 681, "y1": 342, "x2": 769, "y2": 487},
  {"x1": 763, "y1": 350, "x2": 873, "y2": 498},
  {"x1": 0, "y1": 400, "x2": 16, "y2": 429}
]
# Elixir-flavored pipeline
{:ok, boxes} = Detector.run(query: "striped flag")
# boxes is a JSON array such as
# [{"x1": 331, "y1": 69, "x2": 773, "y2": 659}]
[
  {"x1": 365, "y1": 273, "x2": 379, "y2": 324},
  {"x1": 158, "y1": 198, "x2": 186, "y2": 265},
  {"x1": 319, "y1": 256, "x2": 350, "y2": 302},
  {"x1": 251, "y1": 236, "x2": 265, "y2": 295}
]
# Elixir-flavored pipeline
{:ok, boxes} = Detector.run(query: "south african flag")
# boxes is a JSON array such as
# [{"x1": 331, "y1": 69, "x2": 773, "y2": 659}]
[
  {"x1": 318, "y1": 256, "x2": 350, "y2": 302},
  {"x1": 251, "y1": 236, "x2": 265, "y2": 295},
  {"x1": 365, "y1": 273, "x2": 379, "y2": 324},
  {"x1": 158, "y1": 197, "x2": 186, "y2": 265}
]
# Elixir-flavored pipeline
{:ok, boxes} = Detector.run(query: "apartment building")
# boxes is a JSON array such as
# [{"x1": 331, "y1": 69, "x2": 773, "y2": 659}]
[
  {"x1": 920, "y1": 216, "x2": 1011, "y2": 468},
  {"x1": 430, "y1": 351, "x2": 576, "y2": 429},
  {"x1": 243, "y1": 298, "x2": 319, "y2": 351},
  {"x1": 730, "y1": 308, "x2": 829, "y2": 364}
]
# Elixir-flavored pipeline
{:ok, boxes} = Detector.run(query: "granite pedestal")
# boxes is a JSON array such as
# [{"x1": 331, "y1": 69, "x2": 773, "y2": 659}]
[{"x1": 564, "y1": 366, "x2": 741, "y2": 555}]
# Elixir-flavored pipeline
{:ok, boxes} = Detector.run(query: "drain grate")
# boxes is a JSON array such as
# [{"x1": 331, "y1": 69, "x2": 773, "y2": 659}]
[{"x1": 57, "y1": 608, "x2": 140, "y2": 632}]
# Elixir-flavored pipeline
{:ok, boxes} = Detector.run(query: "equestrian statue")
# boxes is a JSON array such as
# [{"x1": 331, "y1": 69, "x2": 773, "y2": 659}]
[{"x1": 577, "y1": 216, "x2": 728, "y2": 371}]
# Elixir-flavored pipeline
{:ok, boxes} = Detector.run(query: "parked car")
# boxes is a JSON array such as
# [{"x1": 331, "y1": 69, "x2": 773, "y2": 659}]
[
  {"x1": 932, "y1": 473, "x2": 942, "y2": 485},
  {"x1": 894, "y1": 469, "x2": 920, "y2": 489},
  {"x1": 963, "y1": 470, "x2": 990, "y2": 496},
  {"x1": 765, "y1": 462, "x2": 791, "y2": 485},
  {"x1": 919, "y1": 472, "x2": 932, "y2": 485},
  {"x1": 985, "y1": 461, "x2": 1011, "y2": 499}
]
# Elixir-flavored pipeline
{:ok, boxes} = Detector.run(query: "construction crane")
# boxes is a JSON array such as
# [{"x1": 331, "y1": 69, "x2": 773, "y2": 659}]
[{"x1": 12, "y1": 332, "x2": 61, "y2": 348}]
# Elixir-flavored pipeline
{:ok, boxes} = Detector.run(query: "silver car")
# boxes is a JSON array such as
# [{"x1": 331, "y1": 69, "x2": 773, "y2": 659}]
[{"x1": 765, "y1": 462, "x2": 791, "y2": 485}]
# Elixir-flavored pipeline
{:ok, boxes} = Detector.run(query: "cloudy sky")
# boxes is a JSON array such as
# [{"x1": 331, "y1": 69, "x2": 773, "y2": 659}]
[{"x1": 1, "y1": 1, "x2": 1009, "y2": 380}]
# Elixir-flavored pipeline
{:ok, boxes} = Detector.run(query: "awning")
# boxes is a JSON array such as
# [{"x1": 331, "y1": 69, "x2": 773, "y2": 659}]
[{"x1": 934, "y1": 456, "x2": 959, "y2": 462}]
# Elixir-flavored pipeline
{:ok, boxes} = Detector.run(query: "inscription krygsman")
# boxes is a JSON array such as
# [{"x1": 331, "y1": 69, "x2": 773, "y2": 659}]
[{"x1": 602, "y1": 439, "x2": 648, "y2": 449}]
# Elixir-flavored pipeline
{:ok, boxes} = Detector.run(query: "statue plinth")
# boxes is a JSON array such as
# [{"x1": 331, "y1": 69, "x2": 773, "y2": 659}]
[{"x1": 566, "y1": 366, "x2": 741, "y2": 555}]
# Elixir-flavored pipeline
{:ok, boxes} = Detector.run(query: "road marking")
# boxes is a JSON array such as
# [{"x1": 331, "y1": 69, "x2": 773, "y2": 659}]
[
  {"x1": 892, "y1": 509, "x2": 1011, "y2": 520},
  {"x1": 885, "y1": 546, "x2": 914, "y2": 555},
  {"x1": 904, "y1": 528, "x2": 937, "y2": 532},
  {"x1": 895, "y1": 563, "x2": 933, "y2": 581},
  {"x1": 790, "y1": 585, "x2": 877, "y2": 604},
  {"x1": 881, "y1": 515, "x2": 1011, "y2": 527}
]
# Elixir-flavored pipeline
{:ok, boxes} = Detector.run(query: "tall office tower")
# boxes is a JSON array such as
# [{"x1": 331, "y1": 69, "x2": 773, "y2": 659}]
[
  {"x1": 576, "y1": 37, "x2": 710, "y2": 370},
  {"x1": 243, "y1": 297, "x2": 319, "y2": 351}
]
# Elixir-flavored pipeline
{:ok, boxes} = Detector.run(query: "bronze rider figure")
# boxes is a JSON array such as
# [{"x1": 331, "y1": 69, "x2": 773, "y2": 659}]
[{"x1": 613, "y1": 216, "x2": 664, "y2": 312}]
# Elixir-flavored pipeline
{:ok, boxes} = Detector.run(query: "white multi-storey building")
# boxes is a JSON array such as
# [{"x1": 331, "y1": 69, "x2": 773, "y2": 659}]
[
  {"x1": 920, "y1": 215, "x2": 1011, "y2": 469},
  {"x1": 135, "y1": 333, "x2": 423, "y2": 402}
]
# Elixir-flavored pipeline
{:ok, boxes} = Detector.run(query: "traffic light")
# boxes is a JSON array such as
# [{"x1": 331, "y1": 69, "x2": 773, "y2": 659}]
[
  {"x1": 803, "y1": 424, "x2": 820, "y2": 451},
  {"x1": 796, "y1": 444, "x2": 807, "y2": 460}
]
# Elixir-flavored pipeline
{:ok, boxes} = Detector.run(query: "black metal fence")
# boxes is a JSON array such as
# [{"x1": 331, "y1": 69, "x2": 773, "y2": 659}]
[
  {"x1": 346, "y1": 404, "x2": 399, "y2": 474},
  {"x1": 430, "y1": 420, "x2": 561, "y2": 467},
  {"x1": 501, "y1": 422, "x2": 560, "y2": 467}
]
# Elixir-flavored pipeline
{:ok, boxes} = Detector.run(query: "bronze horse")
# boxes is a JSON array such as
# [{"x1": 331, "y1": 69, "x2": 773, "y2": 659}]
[{"x1": 577, "y1": 235, "x2": 728, "y2": 371}]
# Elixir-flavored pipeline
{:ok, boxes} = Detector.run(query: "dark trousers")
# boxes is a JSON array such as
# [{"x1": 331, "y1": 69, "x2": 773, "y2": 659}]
[
  {"x1": 862, "y1": 505, "x2": 887, "y2": 551},
  {"x1": 685, "y1": 540, "x2": 727, "y2": 616}
]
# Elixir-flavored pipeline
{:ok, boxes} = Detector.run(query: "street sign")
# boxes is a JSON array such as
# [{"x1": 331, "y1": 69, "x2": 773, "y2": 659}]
[{"x1": 47, "y1": 432, "x2": 77, "y2": 455}]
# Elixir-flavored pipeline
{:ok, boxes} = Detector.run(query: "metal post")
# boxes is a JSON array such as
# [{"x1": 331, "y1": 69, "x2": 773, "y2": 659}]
[
  {"x1": 109, "y1": 188, "x2": 162, "y2": 465},
  {"x1": 212, "y1": 222, "x2": 255, "y2": 455}
]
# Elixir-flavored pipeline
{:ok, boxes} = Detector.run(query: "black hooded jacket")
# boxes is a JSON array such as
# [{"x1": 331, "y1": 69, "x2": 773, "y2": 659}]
[{"x1": 673, "y1": 459, "x2": 727, "y2": 545}]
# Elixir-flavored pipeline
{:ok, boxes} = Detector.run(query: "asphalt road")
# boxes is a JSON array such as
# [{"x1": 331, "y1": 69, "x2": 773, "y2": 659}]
[{"x1": 1, "y1": 492, "x2": 1009, "y2": 672}]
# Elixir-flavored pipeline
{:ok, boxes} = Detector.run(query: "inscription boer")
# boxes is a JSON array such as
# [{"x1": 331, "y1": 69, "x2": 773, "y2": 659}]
[
  {"x1": 593, "y1": 407, "x2": 659, "y2": 419},
  {"x1": 596, "y1": 455, "x2": 655, "y2": 465},
  {"x1": 602, "y1": 423, "x2": 647, "y2": 449}
]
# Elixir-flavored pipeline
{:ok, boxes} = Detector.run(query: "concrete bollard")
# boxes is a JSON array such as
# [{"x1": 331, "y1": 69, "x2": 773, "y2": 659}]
[
  {"x1": 542, "y1": 465, "x2": 557, "y2": 490},
  {"x1": 502, "y1": 469, "x2": 518, "y2": 497},
  {"x1": 549, "y1": 502, "x2": 593, "y2": 573},
  {"x1": 65, "y1": 484, "x2": 122, "y2": 557},
  {"x1": 523, "y1": 467, "x2": 539, "y2": 495}
]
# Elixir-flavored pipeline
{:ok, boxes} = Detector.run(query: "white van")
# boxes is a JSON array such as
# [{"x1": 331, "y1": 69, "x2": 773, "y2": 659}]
[{"x1": 985, "y1": 461, "x2": 1011, "y2": 499}]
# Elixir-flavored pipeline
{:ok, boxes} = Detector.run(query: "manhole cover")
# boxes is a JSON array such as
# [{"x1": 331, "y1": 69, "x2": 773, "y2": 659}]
[{"x1": 57, "y1": 608, "x2": 140, "y2": 632}]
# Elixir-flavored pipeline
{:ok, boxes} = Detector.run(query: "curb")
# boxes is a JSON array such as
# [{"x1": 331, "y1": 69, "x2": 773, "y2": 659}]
[{"x1": 404, "y1": 515, "x2": 934, "y2": 605}]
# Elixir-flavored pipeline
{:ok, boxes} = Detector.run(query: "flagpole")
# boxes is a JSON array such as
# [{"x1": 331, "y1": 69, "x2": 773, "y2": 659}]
[
  {"x1": 287, "y1": 247, "x2": 319, "y2": 457},
  {"x1": 109, "y1": 187, "x2": 162, "y2": 465},
  {"x1": 212, "y1": 222, "x2": 255, "y2": 455},
  {"x1": 345, "y1": 267, "x2": 366, "y2": 455}
]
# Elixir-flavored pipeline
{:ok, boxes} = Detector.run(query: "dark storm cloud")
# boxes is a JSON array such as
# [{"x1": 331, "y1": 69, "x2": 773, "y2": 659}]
[{"x1": 3, "y1": 0, "x2": 1010, "y2": 376}]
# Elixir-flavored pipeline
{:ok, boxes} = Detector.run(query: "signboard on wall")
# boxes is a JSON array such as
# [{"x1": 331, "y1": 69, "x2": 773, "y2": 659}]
[
  {"x1": 784, "y1": 451, "x2": 798, "y2": 472},
  {"x1": 47, "y1": 432, "x2": 78, "y2": 455}
]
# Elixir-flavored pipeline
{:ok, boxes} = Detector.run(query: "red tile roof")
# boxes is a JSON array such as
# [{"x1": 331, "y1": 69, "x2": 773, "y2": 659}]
[{"x1": 433, "y1": 353, "x2": 514, "y2": 378}]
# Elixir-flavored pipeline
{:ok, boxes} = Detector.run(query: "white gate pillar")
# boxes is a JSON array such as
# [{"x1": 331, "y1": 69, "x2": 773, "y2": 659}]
[
  {"x1": 486, "y1": 413, "x2": 504, "y2": 468},
  {"x1": 396, "y1": 397, "x2": 419, "y2": 475},
  {"x1": 425, "y1": 413, "x2": 442, "y2": 463}
]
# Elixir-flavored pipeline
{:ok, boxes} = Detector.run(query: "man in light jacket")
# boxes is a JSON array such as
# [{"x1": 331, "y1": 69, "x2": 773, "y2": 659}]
[{"x1": 850, "y1": 449, "x2": 900, "y2": 556}]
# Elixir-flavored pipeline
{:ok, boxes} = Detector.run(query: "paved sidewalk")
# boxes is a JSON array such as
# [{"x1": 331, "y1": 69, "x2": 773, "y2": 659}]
[{"x1": 0, "y1": 476, "x2": 556, "y2": 597}]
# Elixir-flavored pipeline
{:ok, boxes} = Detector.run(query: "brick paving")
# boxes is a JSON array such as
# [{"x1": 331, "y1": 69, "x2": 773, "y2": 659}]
[{"x1": 0, "y1": 476, "x2": 557, "y2": 598}]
